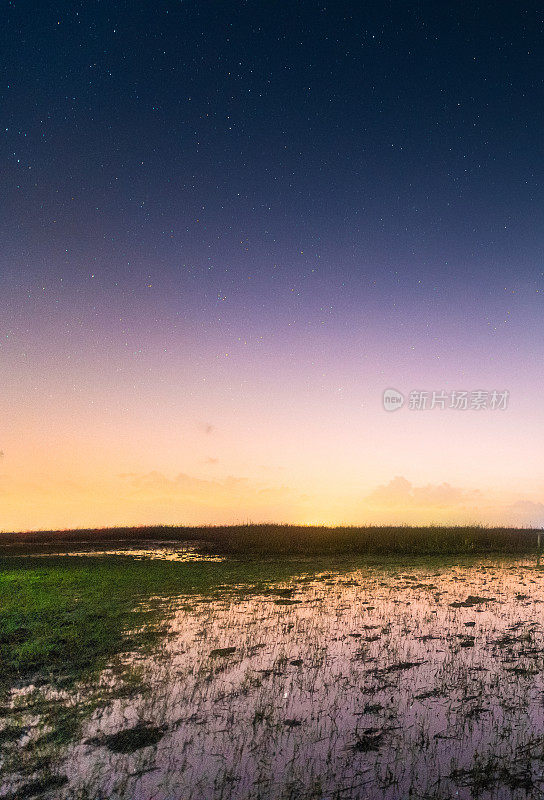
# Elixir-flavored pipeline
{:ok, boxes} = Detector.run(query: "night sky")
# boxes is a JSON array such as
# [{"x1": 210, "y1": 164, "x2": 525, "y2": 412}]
[{"x1": 2, "y1": 1, "x2": 543, "y2": 531}]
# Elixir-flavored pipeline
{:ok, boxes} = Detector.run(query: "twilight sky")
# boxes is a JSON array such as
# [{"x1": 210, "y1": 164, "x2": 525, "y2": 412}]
[{"x1": 1, "y1": 1, "x2": 543, "y2": 531}]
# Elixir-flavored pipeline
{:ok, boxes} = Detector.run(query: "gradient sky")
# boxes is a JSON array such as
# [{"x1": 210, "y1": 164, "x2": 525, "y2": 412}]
[{"x1": 1, "y1": 1, "x2": 543, "y2": 531}]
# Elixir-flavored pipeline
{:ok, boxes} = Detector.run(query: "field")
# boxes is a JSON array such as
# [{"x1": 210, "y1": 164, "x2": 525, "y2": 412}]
[{"x1": 1, "y1": 528, "x2": 544, "y2": 799}]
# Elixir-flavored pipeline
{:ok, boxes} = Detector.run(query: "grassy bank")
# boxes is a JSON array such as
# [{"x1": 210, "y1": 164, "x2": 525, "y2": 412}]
[{"x1": 0, "y1": 524, "x2": 540, "y2": 556}]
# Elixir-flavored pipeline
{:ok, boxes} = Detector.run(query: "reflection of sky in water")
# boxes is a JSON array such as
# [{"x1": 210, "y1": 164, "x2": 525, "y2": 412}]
[
  {"x1": 6, "y1": 558, "x2": 544, "y2": 799},
  {"x1": 13, "y1": 545, "x2": 223, "y2": 562}
]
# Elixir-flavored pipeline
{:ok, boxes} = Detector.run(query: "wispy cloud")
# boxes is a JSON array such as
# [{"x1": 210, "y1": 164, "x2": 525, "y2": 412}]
[{"x1": 367, "y1": 476, "x2": 481, "y2": 509}]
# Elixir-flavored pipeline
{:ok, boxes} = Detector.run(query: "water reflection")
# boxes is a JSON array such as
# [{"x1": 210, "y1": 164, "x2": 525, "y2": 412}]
[
  {"x1": 12, "y1": 544, "x2": 223, "y2": 562},
  {"x1": 5, "y1": 558, "x2": 544, "y2": 799}
]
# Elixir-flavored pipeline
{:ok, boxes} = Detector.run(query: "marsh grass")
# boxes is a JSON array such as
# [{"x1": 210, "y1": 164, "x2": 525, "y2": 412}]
[
  {"x1": 0, "y1": 554, "x2": 346, "y2": 689},
  {"x1": 1, "y1": 553, "x2": 355, "y2": 794},
  {"x1": 0, "y1": 523, "x2": 540, "y2": 556}
]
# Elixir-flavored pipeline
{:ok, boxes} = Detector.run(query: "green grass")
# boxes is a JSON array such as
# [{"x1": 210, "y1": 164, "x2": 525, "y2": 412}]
[
  {"x1": 0, "y1": 552, "x2": 378, "y2": 784},
  {"x1": 0, "y1": 553, "x2": 345, "y2": 690}
]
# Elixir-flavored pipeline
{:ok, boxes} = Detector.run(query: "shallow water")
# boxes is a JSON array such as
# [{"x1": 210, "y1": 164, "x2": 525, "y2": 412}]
[
  {"x1": 4, "y1": 556, "x2": 544, "y2": 799},
  {"x1": 11, "y1": 542, "x2": 223, "y2": 562}
]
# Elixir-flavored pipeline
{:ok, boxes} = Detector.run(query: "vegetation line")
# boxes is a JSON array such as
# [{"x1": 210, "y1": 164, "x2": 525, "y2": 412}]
[{"x1": 0, "y1": 523, "x2": 540, "y2": 556}]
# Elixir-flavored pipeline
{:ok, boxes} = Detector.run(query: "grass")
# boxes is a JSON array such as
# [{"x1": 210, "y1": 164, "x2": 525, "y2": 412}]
[
  {"x1": 0, "y1": 552, "x2": 340, "y2": 779},
  {"x1": 0, "y1": 523, "x2": 540, "y2": 690},
  {"x1": 0, "y1": 523, "x2": 540, "y2": 556},
  {"x1": 0, "y1": 553, "x2": 356, "y2": 690},
  {"x1": 0, "y1": 524, "x2": 540, "y2": 796},
  {"x1": 2, "y1": 549, "x2": 544, "y2": 798},
  {"x1": 196, "y1": 524, "x2": 541, "y2": 556}
]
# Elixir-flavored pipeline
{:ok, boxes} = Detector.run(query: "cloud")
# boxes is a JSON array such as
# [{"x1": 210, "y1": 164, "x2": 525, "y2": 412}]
[
  {"x1": 3, "y1": 462, "x2": 543, "y2": 532},
  {"x1": 363, "y1": 476, "x2": 544, "y2": 527},
  {"x1": 0, "y1": 467, "x2": 311, "y2": 532},
  {"x1": 122, "y1": 471, "x2": 247, "y2": 495},
  {"x1": 119, "y1": 470, "x2": 303, "y2": 513},
  {"x1": 367, "y1": 476, "x2": 412, "y2": 503},
  {"x1": 505, "y1": 500, "x2": 544, "y2": 523},
  {"x1": 367, "y1": 476, "x2": 480, "y2": 509}
]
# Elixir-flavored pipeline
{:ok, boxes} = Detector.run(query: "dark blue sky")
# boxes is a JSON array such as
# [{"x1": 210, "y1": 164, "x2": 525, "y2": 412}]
[{"x1": 3, "y1": 1, "x2": 544, "y2": 300}]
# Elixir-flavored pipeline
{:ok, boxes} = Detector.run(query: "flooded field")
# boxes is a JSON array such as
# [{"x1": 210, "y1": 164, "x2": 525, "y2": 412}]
[{"x1": 3, "y1": 553, "x2": 544, "y2": 799}]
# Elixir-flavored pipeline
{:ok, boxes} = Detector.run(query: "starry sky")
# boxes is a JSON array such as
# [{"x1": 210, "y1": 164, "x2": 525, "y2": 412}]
[{"x1": 2, "y1": 1, "x2": 543, "y2": 531}]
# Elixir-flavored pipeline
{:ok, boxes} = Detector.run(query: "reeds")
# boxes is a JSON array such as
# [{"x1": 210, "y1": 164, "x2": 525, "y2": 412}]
[{"x1": 0, "y1": 523, "x2": 540, "y2": 556}]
